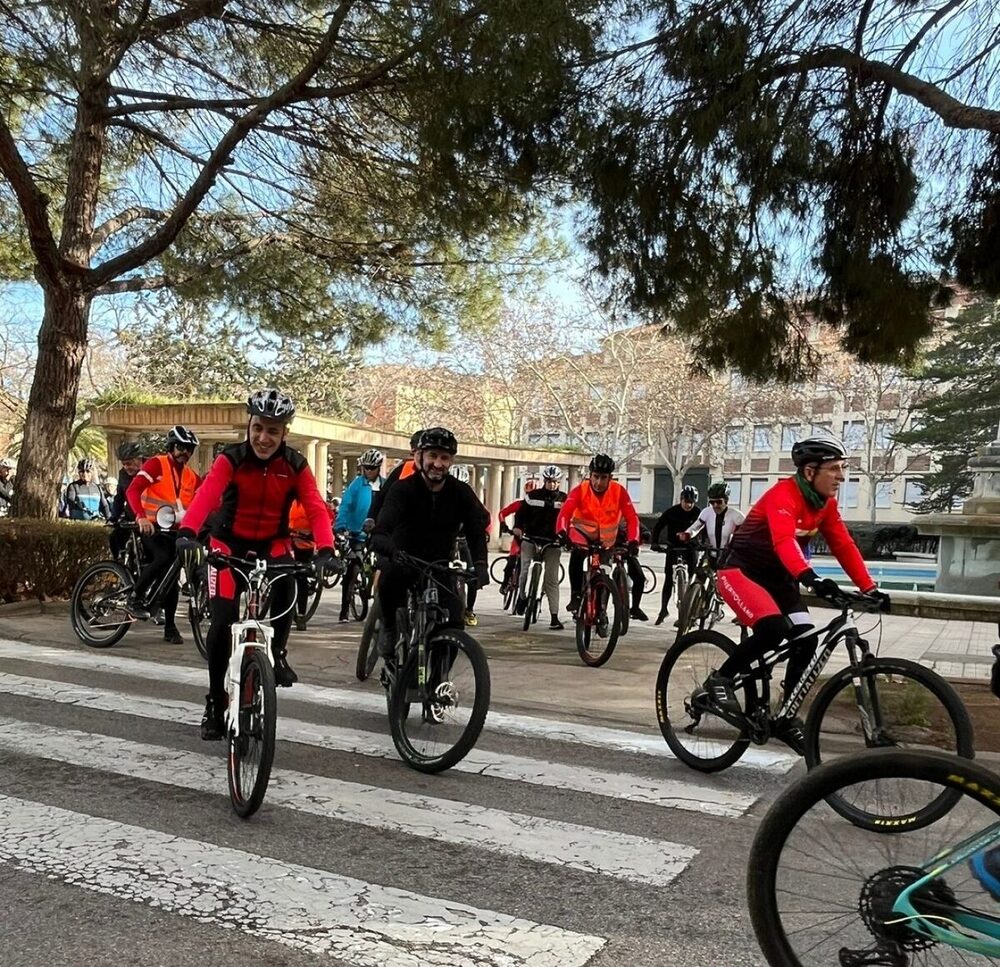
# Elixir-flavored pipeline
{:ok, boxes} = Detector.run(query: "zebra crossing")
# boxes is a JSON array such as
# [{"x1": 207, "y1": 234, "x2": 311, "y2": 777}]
[{"x1": 0, "y1": 637, "x2": 791, "y2": 966}]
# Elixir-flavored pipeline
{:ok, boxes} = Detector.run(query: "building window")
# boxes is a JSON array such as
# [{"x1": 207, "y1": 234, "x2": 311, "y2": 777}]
[
  {"x1": 753, "y1": 425, "x2": 772, "y2": 452},
  {"x1": 724, "y1": 478, "x2": 743, "y2": 506},
  {"x1": 781, "y1": 424, "x2": 801, "y2": 449},
  {"x1": 750, "y1": 478, "x2": 769, "y2": 504},
  {"x1": 875, "y1": 480, "x2": 893, "y2": 509},
  {"x1": 546, "y1": 432, "x2": 561, "y2": 446},
  {"x1": 626, "y1": 477, "x2": 642, "y2": 503},
  {"x1": 584, "y1": 431, "x2": 600, "y2": 450},
  {"x1": 527, "y1": 433, "x2": 542, "y2": 446},
  {"x1": 811, "y1": 422, "x2": 833, "y2": 437},
  {"x1": 843, "y1": 480, "x2": 860, "y2": 509},
  {"x1": 842, "y1": 420, "x2": 866, "y2": 451},
  {"x1": 725, "y1": 427, "x2": 744, "y2": 454},
  {"x1": 903, "y1": 479, "x2": 925, "y2": 508},
  {"x1": 875, "y1": 420, "x2": 895, "y2": 450}
]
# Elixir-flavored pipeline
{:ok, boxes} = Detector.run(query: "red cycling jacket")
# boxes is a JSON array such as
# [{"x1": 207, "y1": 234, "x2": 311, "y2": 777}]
[
  {"x1": 179, "y1": 441, "x2": 333, "y2": 550},
  {"x1": 725, "y1": 477, "x2": 873, "y2": 591}
]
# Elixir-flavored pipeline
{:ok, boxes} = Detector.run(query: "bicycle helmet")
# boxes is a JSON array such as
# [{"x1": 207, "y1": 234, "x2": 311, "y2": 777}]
[
  {"x1": 166, "y1": 425, "x2": 199, "y2": 449},
  {"x1": 791, "y1": 436, "x2": 848, "y2": 468},
  {"x1": 707, "y1": 481, "x2": 731, "y2": 501},
  {"x1": 541, "y1": 464, "x2": 562, "y2": 481},
  {"x1": 116, "y1": 441, "x2": 142, "y2": 460},
  {"x1": 409, "y1": 429, "x2": 425, "y2": 450},
  {"x1": 452, "y1": 465, "x2": 470, "y2": 483},
  {"x1": 247, "y1": 388, "x2": 296, "y2": 422},
  {"x1": 589, "y1": 453, "x2": 615, "y2": 474},
  {"x1": 357, "y1": 448, "x2": 383, "y2": 469},
  {"x1": 417, "y1": 427, "x2": 458, "y2": 455},
  {"x1": 77, "y1": 458, "x2": 94, "y2": 472},
  {"x1": 0, "y1": 458, "x2": 12, "y2": 470},
  {"x1": 679, "y1": 485, "x2": 699, "y2": 502}
]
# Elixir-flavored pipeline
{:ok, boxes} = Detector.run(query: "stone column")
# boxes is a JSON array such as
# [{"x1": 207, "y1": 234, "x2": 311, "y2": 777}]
[
  {"x1": 486, "y1": 464, "x2": 502, "y2": 549},
  {"x1": 500, "y1": 462, "x2": 515, "y2": 509},
  {"x1": 304, "y1": 439, "x2": 319, "y2": 481},
  {"x1": 329, "y1": 451, "x2": 344, "y2": 497},
  {"x1": 469, "y1": 464, "x2": 479, "y2": 497},
  {"x1": 315, "y1": 441, "x2": 329, "y2": 497}
]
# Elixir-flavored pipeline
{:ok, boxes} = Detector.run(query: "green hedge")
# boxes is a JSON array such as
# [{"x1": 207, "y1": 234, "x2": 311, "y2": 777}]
[{"x1": 0, "y1": 519, "x2": 112, "y2": 602}]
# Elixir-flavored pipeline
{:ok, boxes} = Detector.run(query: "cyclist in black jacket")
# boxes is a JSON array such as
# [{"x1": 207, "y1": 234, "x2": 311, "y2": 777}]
[
  {"x1": 650, "y1": 485, "x2": 701, "y2": 625},
  {"x1": 372, "y1": 427, "x2": 489, "y2": 657},
  {"x1": 512, "y1": 464, "x2": 566, "y2": 629},
  {"x1": 367, "y1": 429, "x2": 423, "y2": 524},
  {"x1": 108, "y1": 441, "x2": 144, "y2": 561}
]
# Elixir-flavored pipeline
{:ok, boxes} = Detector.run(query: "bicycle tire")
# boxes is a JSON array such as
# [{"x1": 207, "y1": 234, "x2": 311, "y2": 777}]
[
  {"x1": 747, "y1": 749, "x2": 1000, "y2": 967},
  {"x1": 804, "y1": 657, "x2": 973, "y2": 830},
  {"x1": 575, "y1": 572, "x2": 623, "y2": 667},
  {"x1": 300, "y1": 578, "x2": 324, "y2": 624},
  {"x1": 227, "y1": 648, "x2": 276, "y2": 818},
  {"x1": 676, "y1": 581, "x2": 703, "y2": 636},
  {"x1": 489, "y1": 555, "x2": 509, "y2": 585},
  {"x1": 356, "y1": 594, "x2": 383, "y2": 681},
  {"x1": 70, "y1": 560, "x2": 133, "y2": 648},
  {"x1": 655, "y1": 629, "x2": 752, "y2": 772},
  {"x1": 349, "y1": 573, "x2": 369, "y2": 620},
  {"x1": 523, "y1": 564, "x2": 540, "y2": 632},
  {"x1": 189, "y1": 573, "x2": 210, "y2": 662},
  {"x1": 674, "y1": 565, "x2": 688, "y2": 614},
  {"x1": 615, "y1": 565, "x2": 630, "y2": 638},
  {"x1": 558, "y1": 561, "x2": 566, "y2": 584},
  {"x1": 388, "y1": 628, "x2": 490, "y2": 773},
  {"x1": 641, "y1": 563, "x2": 658, "y2": 595}
]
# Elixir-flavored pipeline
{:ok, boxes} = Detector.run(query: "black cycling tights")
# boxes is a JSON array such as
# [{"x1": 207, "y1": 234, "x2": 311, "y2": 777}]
[{"x1": 717, "y1": 615, "x2": 820, "y2": 701}]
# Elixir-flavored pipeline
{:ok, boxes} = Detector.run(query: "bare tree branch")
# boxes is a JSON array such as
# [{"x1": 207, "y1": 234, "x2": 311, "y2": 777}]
[{"x1": 91, "y1": 206, "x2": 165, "y2": 252}]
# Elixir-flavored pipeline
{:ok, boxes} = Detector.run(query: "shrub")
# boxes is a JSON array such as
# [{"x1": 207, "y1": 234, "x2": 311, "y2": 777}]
[{"x1": 0, "y1": 519, "x2": 112, "y2": 602}]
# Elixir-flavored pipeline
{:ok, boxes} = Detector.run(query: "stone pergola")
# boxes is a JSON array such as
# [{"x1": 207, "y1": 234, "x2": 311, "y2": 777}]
[{"x1": 91, "y1": 402, "x2": 585, "y2": 547}]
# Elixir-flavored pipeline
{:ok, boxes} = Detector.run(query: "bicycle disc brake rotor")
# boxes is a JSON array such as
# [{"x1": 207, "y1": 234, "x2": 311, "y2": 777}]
[
  {"x1": 427, "y1": 680, "x2": 458, "y2": 722},
  {"x1": 858, "y1": 865, "x2": 951, "y2": 953}
]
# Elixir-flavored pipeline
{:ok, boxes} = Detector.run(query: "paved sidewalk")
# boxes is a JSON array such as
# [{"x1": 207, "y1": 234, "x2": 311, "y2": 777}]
[{"x1": 1, "y1": 557, "x2": 996, "y2": 734}]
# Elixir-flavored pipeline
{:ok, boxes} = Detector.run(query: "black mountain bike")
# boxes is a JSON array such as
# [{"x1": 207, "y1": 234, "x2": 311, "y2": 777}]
[
  {"x1": 518, "y1": 536, "x2": 561, "y2": 630},
  {"x1": 375, "y1": 551, "x2": 491, "y2": 773},
  {"x1": 571, "y1": 523, "x2": 625, "y2": 667},
  {"x1": 655, "y1": 589, "x2": 973, "y2": 828}
]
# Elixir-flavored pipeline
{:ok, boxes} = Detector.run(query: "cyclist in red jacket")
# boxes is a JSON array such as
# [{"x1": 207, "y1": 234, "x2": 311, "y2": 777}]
[{"x1": 693, "y1": 436, "x2": 888, "y2": 751}]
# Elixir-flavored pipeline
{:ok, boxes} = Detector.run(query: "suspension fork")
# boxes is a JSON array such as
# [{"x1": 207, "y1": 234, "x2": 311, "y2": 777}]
[{"x1": 845, "y1": 631, "x2": 885, "y2": 744}]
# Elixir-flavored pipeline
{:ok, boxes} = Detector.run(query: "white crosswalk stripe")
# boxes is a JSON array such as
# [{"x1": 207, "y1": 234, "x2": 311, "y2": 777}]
[{"x1": 0, "y1": 639, "x2": 785, "y2": 964}]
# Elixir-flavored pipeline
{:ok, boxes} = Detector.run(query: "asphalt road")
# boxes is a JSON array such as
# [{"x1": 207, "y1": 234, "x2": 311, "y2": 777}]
[{"x1": 0, "y1": 578, "x2": 792, "y2": 967}]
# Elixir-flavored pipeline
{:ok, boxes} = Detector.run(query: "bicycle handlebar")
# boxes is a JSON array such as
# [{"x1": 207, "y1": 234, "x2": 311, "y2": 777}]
[
  {"x1": 824, "y1": 588, "x2": 890, "y2": 614},
  {"x1": 205, "y1": 551, "x2": 318, "y2": 576},
  {"x1": 393, "y1": 550, "x2": 476, "y2": 582},
  {"x1": 520, "y1": 535, "x2": 561, "y2": 550}
]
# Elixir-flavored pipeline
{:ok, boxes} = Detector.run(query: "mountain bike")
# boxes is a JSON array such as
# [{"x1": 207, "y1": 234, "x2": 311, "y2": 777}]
[
  {"x1": 69, "y1": 522, "x2": 205, "y2": 653},
  {"x1": 570, "y1": 523, "x2": 625, "y2": 667},
  {"x1": 655, "y1": 589, "x2": 973, "y2": 825},
  {"x1": 376, "y1": 551, "x2": 491, "y2": 773},
  {"x1": 748, "y1": 749, "x2": 1000, "y2": 966},
  {"x1": 675, "y1": 546, "x2": 725, "y2": 635},
  {"x1": 609, "y1": 545, "x2": 634, "y2": 638},
  {"x1": 490, "y1": 551, "x2": 520, "y2": 612},
  {"x1": 349, "y1": 542, "x2": 377, "y2": 620},
  {"x1": 205, "y1": 549, "x2": 318, "y2": 817},
  {"x1": 518, "y1": 536, "x2": 562, "y2": 630}
]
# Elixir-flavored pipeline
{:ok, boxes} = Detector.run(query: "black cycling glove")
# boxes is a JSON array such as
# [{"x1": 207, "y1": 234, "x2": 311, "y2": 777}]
[
  {"x1": 314, "y1": 546, "x2": 341, "y2": 580},
  {"x1": 175, "y1": 535, "x2": 205, "y2": 571},
  {"x1": 801, "y1": 569, "x2": 841, "y2": 601}
]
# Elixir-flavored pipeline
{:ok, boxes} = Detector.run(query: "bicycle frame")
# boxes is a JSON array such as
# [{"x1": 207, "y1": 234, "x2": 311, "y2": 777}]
[{"x1": 891, "y1": 823, "x2": 1000, "y2": 955}]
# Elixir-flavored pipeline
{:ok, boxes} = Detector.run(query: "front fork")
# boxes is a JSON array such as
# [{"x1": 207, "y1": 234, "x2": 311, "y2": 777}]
[
  {"x1": 225, "y1": 622, "x2": 274, "y2": 738},
  {"x1": 846, "y1": 635, "x2": 885, "y2": 745}
]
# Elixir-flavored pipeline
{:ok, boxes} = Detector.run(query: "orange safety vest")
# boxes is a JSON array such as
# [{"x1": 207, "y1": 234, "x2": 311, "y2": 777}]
[
  {"x1": 400, "y1": 459, "x2": 416, "y2": 479},
  {"x1": 570, "y1": 480, "x2": 626, "y2": 548},
  {"x1": 288, "y1": 499, "x2": 311, "y2": 533},
  {"x1": 140, "y1": 454, "x2": 198, "y2": 524}
]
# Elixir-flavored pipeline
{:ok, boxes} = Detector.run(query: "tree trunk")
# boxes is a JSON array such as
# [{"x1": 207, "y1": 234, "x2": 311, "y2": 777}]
[{"x1": 11, "y1": 285, "x2": 91, "y2": 518}]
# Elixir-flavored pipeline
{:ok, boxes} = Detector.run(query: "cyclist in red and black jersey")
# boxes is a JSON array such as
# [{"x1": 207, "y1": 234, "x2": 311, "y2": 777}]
[
  {"x1": 176, "y1": 389, "x2": 336, "y2": 740},
  {"x1": 695, "y1": 436, "x2": 888, "y2": 750}
]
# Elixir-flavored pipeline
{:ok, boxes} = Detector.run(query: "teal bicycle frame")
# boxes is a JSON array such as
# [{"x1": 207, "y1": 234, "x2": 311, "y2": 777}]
[{"x1": 893, "y1": 822, "x2": 1000, "y2": 955}]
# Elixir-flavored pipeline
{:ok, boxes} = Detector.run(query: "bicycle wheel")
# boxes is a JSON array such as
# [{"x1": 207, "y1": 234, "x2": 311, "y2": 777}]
[
  {"x1": 188, "y1": 571, "x2": 211, "y2": 662},
  {"x1": 641, "y1": 564, "x2": 658, "y2": 595},
  {"x1": 70, "y1": 561, "x2": 133, "y2": 647},
  {"x1": 676, "y1": 581, "x2": 704, "y2": 636},
  {"x1": 655, "y1": 629, "x2": 752, "y2": 772},
  {"x1": 349, "y1": 572, "x2": 369, "y2": 620},
  {"x1": 558, "y1": 561, "x2": 566, "y2": 584},
  {"x1": 522, "y1": 564, "x2": 541, "y2": 631},
  {"x1": 575, "y1": 572, "x2": 623, "y2": 667},
  {"x1": 804, "y1": 657, "x2": 973, "y2": 830},
  {"x1": 489, "y1": 555, "x2": 509, "y2": 585},
  {"x1": 227, "y1": 647, "x2": 276, "y2": 818},
  {"x1": 300, "y1": 577, "x2": 323, "y2": 625},
  {"x1": 615, "y1": 566, "x2": 630, "y2": 637},
  {"x1": 356, "y1": 594, "x2": 383, "y2": 681},
  {"x1": 748, "y1": 749, "x2": 1000, "y2": 967},
  {"x1": 388, "y1": 628, "x2": 490, "y2": 773}
]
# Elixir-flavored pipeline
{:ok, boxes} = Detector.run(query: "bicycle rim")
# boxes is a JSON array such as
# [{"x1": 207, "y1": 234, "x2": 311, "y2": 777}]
[
  {"x1": 575, "y1": 573, "x2": 622, "y2": 667},
  {"x1": 489, "y1": 555, "x2": 509, "y2": 585},
  {"x1": 805, "y1": 658, "x2": 973, "y2": 830},
  {"x1": 641, "y1": 564, "x2": 658, "y2": 595},
  {"x1": 656, "y1": 630, "x2": 751, "y2": 772},
  {"x1": 227, "y1": 649, "x2": 276, "y2": 818},
  {"x1": 388, "y1": 629, "x2": 490, "y2": 773},
  {"x1": 70, "y1": 561, "x2": 133, "y2": 647},
  {"x1": 748, "y1": 750, "x2": 1000, "y2": 967},
  {"x1": 302, "y1": 581, "x2": 323, "y2": 623}
]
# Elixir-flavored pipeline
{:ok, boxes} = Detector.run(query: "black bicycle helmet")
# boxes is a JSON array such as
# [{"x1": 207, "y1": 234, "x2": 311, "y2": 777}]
[
  {"x1": 247, "y1": 388, "x2": 296, "y2": 422},
  {"x1": 166, "y1": 425, "x2": 199, "y2": 449},
  {"x1": 409, "y1": 429, "x2": 425, "y2": 450},
  {"x1": 791, "y1": 436, "x2": 848, "y2": 468},
  {"x1": 680, "y1": 485, "x2": 699, "y2": 502},
  {"x1": 589, "y1": 453, "x2": 615, "y2": 474},
  {"x1": 707, "y1": 481, "x2": 731, "y2": 500},
  {"x1": 417, "y1": 427, "x2": 458, "y2": 455},
  {"x1": 116, "y1": 441, "x2": 142, "y2": 460}
]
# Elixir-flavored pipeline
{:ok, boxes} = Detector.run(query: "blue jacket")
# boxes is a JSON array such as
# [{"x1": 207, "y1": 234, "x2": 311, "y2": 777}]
[{"x1": 336, "y1": 474, "x2": 382, "y2": 539}]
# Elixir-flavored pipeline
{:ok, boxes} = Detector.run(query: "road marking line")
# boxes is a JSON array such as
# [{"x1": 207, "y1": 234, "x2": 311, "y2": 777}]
[
  {"x1": 0, "y1": 671, "x2": 756, "y2": 816},
  {"x1": 0, "y1": 639, "x2": 797, "y2": 772},
  {"x1": 0, "y1": 793, "x2": 606, "y2": 967},
  {"x1": 0, "y1": 716, "x2": 697, "y2": 886}
]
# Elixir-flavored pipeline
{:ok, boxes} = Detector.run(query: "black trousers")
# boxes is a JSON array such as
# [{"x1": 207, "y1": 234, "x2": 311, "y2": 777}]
[
  {"x1": 135, "y1": 531, "x2": 179, "y2": 626},
  {"x1": 377, "y1": 561, "x2": 464, "y2": 634}
]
